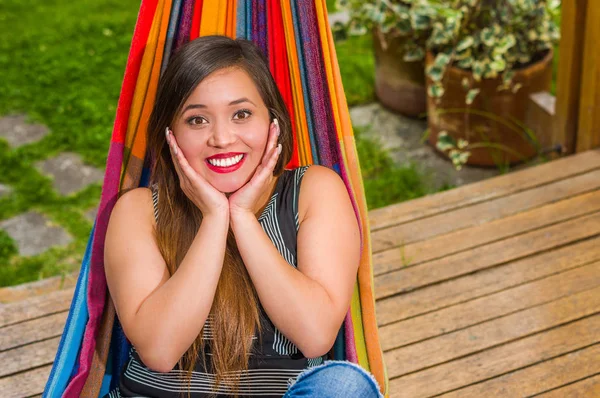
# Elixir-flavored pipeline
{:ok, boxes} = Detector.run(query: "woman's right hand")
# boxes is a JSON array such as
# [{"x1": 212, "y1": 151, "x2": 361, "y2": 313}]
[{"x1": 166, "y1": 127, "x2": 229, "y2": 217}]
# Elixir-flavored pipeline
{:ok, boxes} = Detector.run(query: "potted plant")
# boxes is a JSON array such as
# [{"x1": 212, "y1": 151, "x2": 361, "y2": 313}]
[
  {"x1": 341, "y1": 0, "x2": 560, "y2": 168},
  {"x1": 420, "y1": 0, "x2": 561, "y2": 168},
  {"x1": 338, "y1": 0, "x2": 433, "y2": 117}
]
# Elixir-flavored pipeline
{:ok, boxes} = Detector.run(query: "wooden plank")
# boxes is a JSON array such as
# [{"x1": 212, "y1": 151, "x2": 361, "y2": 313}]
[
  {"x1": 368, "y1": 149, "x2": 600, "y2": 231},
  {"x1": 376, "y1": 236, "x2": 600, "y2": 326},
  {"x1": 0, "y1": 311, "x2": 67, "y2": 352},
  {"x1": 389, "y1": 315, "x2": 600, "y2": 397},
  {"x1": 552, "y1": 0, "x2": 587, "y2": 154},
  {"x1": 0, "y1": 271, "x2": 78, "y2": 304},
  {"x1": 375, "y1": 211, "x2": 600, "y2": 300},
  {"x1": 576, "y1": 0, "x2": 600, "y2": 152},
  {"x1": 374, "y1": 186, "x2": 600, "y2": 275},
  {"x1": 0, "y1": 365, "x2": 52, "y2": 398},
  {"x1": 0, "y1": 337, "x2": 59, "y2": 378},
  {"x1": 440, "y1": 344, "x2": 600, "y2": 397},
  {"x1": 385, "y1": 286, "x2": 600, "y2": 377},
  {"x1": 536, "y1": 374, "x2": 600, "y2": 398},
  {"x1": 0, "y1": 288, "x2": 73, "y2": 328},
  {"x1": 380, "y1": 261, "x2": 600, "y2": 350},
  {"x1": 372, "y1": 167, "x2": 600, "y2": 254}
]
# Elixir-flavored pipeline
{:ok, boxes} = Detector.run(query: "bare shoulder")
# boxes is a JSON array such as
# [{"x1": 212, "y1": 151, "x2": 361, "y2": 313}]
[
  {"x1": 298, "y1": 165, "x2": 351, "y2": 224},
  {"x1": 111, "y1": 187, "x2": 155, "y2": 223}
]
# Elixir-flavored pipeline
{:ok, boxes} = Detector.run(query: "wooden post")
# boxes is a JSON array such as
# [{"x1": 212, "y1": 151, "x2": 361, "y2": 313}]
[
  {"x1": 553, "y1": 0, "x2": 587, "y2": 154},
  {"x1": 576, "y1": 0, "x2": 600, "y2": 152}
]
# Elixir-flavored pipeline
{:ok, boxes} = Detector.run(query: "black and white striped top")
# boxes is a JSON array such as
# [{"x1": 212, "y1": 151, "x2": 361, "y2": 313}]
[{"x1": 107, "y1": 166, "x2": 327, "y2": 398}]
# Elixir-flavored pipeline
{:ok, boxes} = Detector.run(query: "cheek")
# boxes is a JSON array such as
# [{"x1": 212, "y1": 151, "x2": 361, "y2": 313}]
[{"x1": 240, "y1": 124, "x2": 269, "y2": 151}]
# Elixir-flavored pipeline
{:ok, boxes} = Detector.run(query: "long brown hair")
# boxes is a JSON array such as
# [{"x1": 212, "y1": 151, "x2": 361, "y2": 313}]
[{"x1": 146, "y1": 36, "x2": 294, "y2": 397}]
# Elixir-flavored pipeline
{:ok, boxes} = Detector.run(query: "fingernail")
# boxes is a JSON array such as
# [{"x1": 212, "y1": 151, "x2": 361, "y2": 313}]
[
  {"x1": 174, "y1": 146, "x2": 178, "y2": 156},
  {"x1": 277, "y1": 144, "x2": 282, "y2": 155},
  {"x1": 165, "y1": 127, "x2": 169, "y2": 139}
]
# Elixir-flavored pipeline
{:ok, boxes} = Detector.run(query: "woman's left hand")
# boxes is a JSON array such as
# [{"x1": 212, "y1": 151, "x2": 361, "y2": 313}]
[{"x1": 229, "y1": 119, "x2": 282, "y2": 216}]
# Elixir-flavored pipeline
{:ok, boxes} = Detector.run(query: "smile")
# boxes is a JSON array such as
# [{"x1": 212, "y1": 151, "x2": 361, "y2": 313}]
[{"x1": 206, "y1": 154, "x2": 246, "y2": 173}]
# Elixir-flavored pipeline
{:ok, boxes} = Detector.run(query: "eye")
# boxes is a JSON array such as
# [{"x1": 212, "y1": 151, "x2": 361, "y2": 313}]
[
  {"x1": 233, "y1": 109, "x2": 252, "y2": 120},
  {"x1": 186, "y1": 116, "x2": 207, "y2": 125}
]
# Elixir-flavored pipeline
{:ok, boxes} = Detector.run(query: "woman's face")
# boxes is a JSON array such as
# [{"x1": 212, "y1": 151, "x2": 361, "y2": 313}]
[{"x1": 172, "y1": 66, "x2": 271, "y2": 193}]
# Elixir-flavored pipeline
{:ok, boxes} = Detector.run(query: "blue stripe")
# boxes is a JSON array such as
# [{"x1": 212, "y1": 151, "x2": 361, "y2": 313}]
[
  {"x1": 160, "y1": 0, "x2": 183, "y2": 76},
  {"x1": 43, "y1": 224, "x2": 93, "y2": 397}
]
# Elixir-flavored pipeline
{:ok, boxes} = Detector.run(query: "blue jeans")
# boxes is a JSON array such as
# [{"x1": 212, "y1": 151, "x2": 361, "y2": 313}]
[{"x1": 283, "y1": 360, "x2": 384, "y2": 398}]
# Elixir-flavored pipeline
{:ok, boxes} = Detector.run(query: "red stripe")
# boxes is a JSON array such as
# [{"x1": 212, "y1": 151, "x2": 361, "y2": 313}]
[
  {"x1": 111, "y1": 0, "x2": 159, "y2": 144},
  {"x1": 268, "y1": 0, "x2": 299, "y2": 168},
  {"x1": 190, "y1": 0, "x2": 203, "y2": 40}
]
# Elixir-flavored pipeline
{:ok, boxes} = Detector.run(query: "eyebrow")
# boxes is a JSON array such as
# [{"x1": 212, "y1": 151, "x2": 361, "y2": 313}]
[{"x1": 182, "y1": 97, "x2": 256, "y2": 112}]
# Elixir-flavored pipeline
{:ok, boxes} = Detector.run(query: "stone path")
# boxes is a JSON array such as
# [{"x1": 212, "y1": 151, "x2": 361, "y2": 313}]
[
  {"x1": 349, "y1": 103, "x2": 501, "y2": 191},
  {"x1": 0, "y1": 114, "x2": 103, "y2": 263}
]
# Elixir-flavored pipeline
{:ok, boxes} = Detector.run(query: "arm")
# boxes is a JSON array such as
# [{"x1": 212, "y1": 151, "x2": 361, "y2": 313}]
[
  {"x1": 230, "y1": 166, "x2": 361, "y2": 358},
  {"x1": 104, "y1": 188, "x2": 229, "y2": 372}
]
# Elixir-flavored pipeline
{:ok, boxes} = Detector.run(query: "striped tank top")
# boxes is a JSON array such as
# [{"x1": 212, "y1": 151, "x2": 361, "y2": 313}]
[{"x1": 107, "y1": 166, "x2": 327, "y2": 398}]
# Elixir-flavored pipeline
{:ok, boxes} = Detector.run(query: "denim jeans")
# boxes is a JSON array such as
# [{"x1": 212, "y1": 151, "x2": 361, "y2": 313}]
[{"x1": 283, "y1": 360, "x2": 384, "y2": 398}]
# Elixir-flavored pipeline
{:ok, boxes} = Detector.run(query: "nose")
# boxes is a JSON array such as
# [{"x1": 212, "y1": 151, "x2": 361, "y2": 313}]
[{"x1": 207, "y1": 121, "x2": 236, "y2": 148}]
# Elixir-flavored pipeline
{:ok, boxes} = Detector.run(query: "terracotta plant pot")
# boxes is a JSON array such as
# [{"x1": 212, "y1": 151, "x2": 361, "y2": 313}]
[
  {"x1": 426, "y1": 49, "x2": 553, "y2": 166},
  {"x1": 373, "y1": 28, "x2": 427, "y2": 117}
]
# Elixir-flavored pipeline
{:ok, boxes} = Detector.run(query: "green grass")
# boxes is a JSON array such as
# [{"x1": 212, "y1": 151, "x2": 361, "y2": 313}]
[
  {"x1": 354, "y1": 128, "x2": 430, "y2": 210},
  {"x1": 0, "y1": 0, "x2": 140, "y2": 286},
  {"x1": 335, "y1": 34, "x2": 376, "y2": 106}
]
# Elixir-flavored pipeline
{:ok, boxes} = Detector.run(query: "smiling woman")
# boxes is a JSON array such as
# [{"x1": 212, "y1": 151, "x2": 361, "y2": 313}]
[{"x1": 101, "y1": 36, "x2": 381, "y2": 398}]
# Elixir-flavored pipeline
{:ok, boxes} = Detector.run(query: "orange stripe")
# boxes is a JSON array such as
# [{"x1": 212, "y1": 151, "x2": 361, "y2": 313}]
[
  {"x1": 225, "y1": 0, "x2": 237, "y2": 38},
  {"x1": 200, "y1": 0, "x2": 228, "y2": 36},
  {"x1": 123, "y1": 0, "x2": 173, "y2": 191},
  {"x1": 281, "y1": 0, "x2": 312, "y2": 165},
  {"x1": 123, "y1": 0, "x2": 164, "y2": 163}
]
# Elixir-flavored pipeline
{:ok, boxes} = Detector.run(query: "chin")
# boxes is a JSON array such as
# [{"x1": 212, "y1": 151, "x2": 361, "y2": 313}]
[{"x1": 208, "y1": 174, "x2": 248, "y2": 194}]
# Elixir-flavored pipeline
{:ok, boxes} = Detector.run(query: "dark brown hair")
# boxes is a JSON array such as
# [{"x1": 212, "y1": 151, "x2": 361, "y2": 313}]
[{"x1": 146, "y1": 35, "x2": 294, "y2": 397}]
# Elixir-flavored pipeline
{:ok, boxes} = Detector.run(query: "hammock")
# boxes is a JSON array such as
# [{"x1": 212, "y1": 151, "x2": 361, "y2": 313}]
[{"x1": 43, "y1": 1, "x2": 389, "y2": 396}]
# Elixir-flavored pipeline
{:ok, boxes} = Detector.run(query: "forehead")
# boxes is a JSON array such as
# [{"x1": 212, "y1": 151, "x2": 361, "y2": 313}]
[{"x1": 186, "y1": 66, "x2": 263, "y2": 104}]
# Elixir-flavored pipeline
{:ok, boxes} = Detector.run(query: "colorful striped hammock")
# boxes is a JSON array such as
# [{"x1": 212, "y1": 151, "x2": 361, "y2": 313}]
[{"x1": 43, "y1": 1, "x2": 389, "y2": 397}]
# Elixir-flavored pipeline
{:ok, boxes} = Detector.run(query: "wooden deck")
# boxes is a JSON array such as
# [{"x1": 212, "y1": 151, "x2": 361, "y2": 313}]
[{"x1": 2, "y1": 150, "x2": 600, "y2": 397}]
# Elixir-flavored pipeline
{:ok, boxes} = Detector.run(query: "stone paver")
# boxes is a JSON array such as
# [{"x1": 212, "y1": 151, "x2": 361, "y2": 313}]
[
  {"x1": 35, "y1": 152, "x2": 104, "y2": 196},
  {"x1": 0, "y1": 114, "x2": 50, "y2": 148},
  {"x1": 0, "y1": 212, "x2": 72, "y2": 257},
  {"x1": 0, "y1": 184, "x2": 12, "y2": 198},
  {"x1": 350, "y1": 103, "x2": 500, "y2": 191}
]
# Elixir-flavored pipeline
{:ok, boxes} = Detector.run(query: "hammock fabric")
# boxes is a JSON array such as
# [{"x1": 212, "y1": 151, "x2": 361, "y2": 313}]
[{"x1": 44, "y1": 1, "x2": 389, "y2": 396}]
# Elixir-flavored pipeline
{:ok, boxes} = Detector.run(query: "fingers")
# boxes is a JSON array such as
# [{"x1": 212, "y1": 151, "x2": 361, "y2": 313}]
[
  {"x1": 257, "y1": 125, "x2": 282, "y2": 181},
  {"x1": 166, "y1": 128, "x2": 186, "y2": 182}
]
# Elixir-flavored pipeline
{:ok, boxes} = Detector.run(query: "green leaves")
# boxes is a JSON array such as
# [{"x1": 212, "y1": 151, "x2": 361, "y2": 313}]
[
  {"x1": 341, "y1": 0, "x2": 560, "y2": 102},
  {"x1": 466, "y1": 88, "x2": 480, "y2": 105},
  {"x1": 436, "y1": 132, "x2": 472, "y2": 171},
  {"x1": 428, "y1": 83, "x2": 445, "y2": 98}
]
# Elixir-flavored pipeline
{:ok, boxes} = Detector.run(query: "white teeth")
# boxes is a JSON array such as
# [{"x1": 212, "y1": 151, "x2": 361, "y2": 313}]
[{"x1": 208, "y1": 154, "x2": 243, "y2": 167}]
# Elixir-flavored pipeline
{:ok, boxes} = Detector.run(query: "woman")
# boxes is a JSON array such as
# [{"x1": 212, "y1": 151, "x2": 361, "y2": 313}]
[{"x1": 104, "y1": 35, "x2": 383, "y2": 398}]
